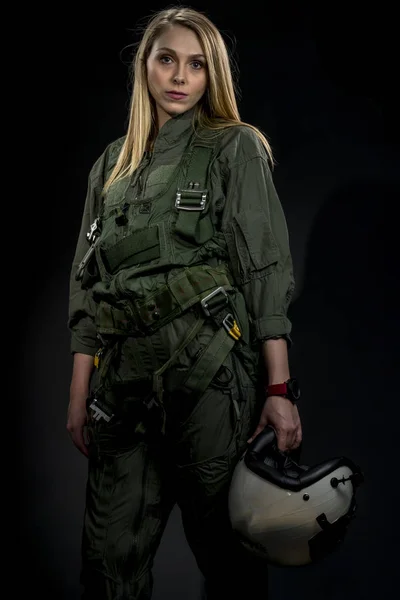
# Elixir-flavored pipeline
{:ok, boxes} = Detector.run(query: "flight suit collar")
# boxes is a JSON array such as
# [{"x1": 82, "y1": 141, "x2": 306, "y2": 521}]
[{"x1": 153, "y1": 106, "x2": 196, "y2": 150}]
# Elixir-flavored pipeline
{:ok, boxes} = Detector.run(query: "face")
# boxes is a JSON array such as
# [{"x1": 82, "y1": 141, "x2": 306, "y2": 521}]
[{"x1": 146, "y1": 24, "x2": 208, "y2": 129}]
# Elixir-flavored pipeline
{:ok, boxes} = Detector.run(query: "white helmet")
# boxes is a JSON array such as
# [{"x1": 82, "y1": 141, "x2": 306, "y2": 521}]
[{"x1": 228, "y1": 426, "x2": 364, "y2": 567}]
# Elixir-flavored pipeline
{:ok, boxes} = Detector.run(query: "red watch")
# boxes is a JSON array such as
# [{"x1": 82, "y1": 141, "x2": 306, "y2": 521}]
[{"x1": 266, "y1": 377, "x2": 300, "y2": 404}]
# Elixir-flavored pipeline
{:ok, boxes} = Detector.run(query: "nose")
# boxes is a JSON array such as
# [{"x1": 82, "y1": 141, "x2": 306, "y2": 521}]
[{"x1": 173, "y1": 63, "x2": 186, "y2": 85}]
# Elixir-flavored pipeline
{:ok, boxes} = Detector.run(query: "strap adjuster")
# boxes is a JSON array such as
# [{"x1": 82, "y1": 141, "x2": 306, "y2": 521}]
[
  {"x1": 175, "y1": 188, "x2": 207, "y2": 211},
  {"x1": 200, "y1": 287, "x2": 242, "y2": 341},
  {"x1": 200, "y1": 286, "x2": 228, "y2": 317}
]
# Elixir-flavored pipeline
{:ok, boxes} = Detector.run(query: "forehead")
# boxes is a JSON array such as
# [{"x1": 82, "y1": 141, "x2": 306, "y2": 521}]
[{"x1": 152, "y1": 24, "x2": 203, "y2": 56}]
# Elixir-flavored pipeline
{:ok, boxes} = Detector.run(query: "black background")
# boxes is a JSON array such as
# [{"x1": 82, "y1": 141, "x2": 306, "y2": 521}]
[{"x1": 20, "y1": 1, "x2": 398, "y2": 598}]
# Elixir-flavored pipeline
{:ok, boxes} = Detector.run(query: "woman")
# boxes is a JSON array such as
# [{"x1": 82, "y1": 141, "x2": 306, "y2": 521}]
[{"x1": 67, "y1": 5, "x2": 302, "y2": 599}]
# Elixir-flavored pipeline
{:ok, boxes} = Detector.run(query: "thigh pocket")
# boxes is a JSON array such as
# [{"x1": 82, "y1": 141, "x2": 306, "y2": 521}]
[
  {"x1": 172, "y1": 353, "x2": 247, "y2": 467},
  {"x1": 174, "y1": 353, "x2": 262, "y2": 508},
  {"x1": 86, "y1": 384, "x2": 151, "y2": 456}
]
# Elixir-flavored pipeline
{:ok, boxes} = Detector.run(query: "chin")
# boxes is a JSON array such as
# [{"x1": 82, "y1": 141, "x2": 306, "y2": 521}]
[{"x1": 166, "y1": 105, "x2": 189, "y2": 116}]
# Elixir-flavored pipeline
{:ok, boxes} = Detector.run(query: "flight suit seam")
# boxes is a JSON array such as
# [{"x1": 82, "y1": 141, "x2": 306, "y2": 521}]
[{"x1": 220, "y1": 154, "x2": 267, "y2": 177}]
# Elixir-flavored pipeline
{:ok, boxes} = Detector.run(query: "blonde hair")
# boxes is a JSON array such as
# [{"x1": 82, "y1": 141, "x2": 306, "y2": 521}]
[{"x1": 104, "y1": 5, "x2": 274, "y2": 193}]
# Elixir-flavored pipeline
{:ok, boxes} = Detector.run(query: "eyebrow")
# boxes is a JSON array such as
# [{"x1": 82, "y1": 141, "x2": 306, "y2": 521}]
[{"x1": 155, "y1": 46, "x2": 206, "y2": 59}]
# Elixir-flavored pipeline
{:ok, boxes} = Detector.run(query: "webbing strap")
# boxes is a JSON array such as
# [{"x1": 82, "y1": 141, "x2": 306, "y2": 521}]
[
  {"x1": 149, "y1": 312, "x2": 207, "y2": 435},
  {"x1": 174, "y1": 144, "x2": 215, "y2": 244},
  {"x1": 101, "y1": 225, "x2": 160, "y2": 274},
  {"x1": 100, "y1": 131, "x2": 219, "y2": 274},
  {"x1": 182, "y1": 141, "x2": 214, "y2": 189},
  {"x1": 96, "y1": 264, "x2": 234, "y2": 336},
  {"x1": 176, "y1": 326, "x2": 236, "y2": 400},
  {"x1": 143, "y1": 264, "x2": 232, "y2": 318}
]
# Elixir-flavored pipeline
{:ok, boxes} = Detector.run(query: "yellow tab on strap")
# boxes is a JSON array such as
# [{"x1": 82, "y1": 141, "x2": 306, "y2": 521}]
[
  {"x1": 94, "y1": 348, "x2": 103, "y2": 369},
  {"x1": 222, "y1": 315, "x2": 241, "y2": 341},
  {"x1": 229, "y1": 319, "x2": 241, "y2": 341}
]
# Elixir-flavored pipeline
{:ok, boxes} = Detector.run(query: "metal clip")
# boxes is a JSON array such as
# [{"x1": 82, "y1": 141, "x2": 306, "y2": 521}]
[
  {"x1": 89, "y1": 398, "x2": 114, "y2": 423},
  {"x1": 75, "y1": 218, "x2": 102, "y2": 281},
  {"x1": 86, "y1": 217, "x2": 101, "y2": 244},
  {"x1": 222, "y1": 314, "x2": 241, "y2": 341},
  {"x1": 75, "y1": 235, "x2": 101, "y2": 281}
]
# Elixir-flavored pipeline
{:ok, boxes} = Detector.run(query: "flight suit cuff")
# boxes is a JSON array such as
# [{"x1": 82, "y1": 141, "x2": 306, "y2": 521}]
[
  {"x1": 70, "y1": 335, "x2": 99, "y2": 356},
  {"x1": 254, "y1": 315, "x2": 293, "y2": 347}
]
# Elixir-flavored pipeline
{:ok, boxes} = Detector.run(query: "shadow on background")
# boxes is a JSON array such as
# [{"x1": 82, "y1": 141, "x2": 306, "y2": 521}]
[{"x1": 267, "y1": 179, "x2": 399, "y2": 599}]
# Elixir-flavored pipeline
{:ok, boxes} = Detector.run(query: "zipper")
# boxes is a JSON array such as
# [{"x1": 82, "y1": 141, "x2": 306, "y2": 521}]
[{"x1": 134, "y1": 151, "x2": 153, "y2": 201}]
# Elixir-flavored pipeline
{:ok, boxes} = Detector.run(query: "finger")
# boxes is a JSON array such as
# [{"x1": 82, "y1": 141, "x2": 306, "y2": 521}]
[
  {"x1": 293, "y1": 426, "x2": 303, "y2": 449},
  {"x1": 247, "y1": 424, "x2": 264, "y2": 444},
  {"x1": 75, "y1": 439, "x2": 89, "y2": 458},
  {"x1": 286, "y1": 429, "x2": 298, "y2": 450},
  {"x1": 285, "y1": 427, "x2": 302, "y2": 452},
  {"x1": 71, "y1": 429, "x2": 89, "y2": 457},
  {"x1": 275, "y1": 429, "x2": 289, "y2": 452}
]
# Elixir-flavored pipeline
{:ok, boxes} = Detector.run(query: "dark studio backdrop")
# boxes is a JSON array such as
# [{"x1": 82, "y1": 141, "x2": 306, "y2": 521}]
[{"x1": 21, "y1": 1, "x2": 398, "y2": 598}]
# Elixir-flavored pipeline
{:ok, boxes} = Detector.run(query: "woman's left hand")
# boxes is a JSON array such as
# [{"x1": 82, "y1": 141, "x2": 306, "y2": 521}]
[{"x1": 247, "y1": 395, "x2": 302, "y2": 452}]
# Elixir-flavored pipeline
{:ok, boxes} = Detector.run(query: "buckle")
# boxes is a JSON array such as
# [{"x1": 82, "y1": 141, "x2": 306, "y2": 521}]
[
  {"x1": 200, "y1": 287, "x2": 241, "y2": 341},
  {"x1": 175, "y1": 189, "x2": 207, "y2": 211},
  {"x1": 89, "y1": 398, "x2": 114, "y2": 423},
  {"x1": 86, "y1": 217, "x2": 101, "y2": 244},
  {"x1": 222, "y1": 314, "x2": 242, "y2": 341},
  {"x1": 200, "y1": 286, "x2": 228, "y2": 317}
]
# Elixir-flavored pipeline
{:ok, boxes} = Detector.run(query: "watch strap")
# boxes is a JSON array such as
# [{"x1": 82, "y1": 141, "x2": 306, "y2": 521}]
[{"x1": 266, "y1": 382, "x2": 288, "y2": 397}]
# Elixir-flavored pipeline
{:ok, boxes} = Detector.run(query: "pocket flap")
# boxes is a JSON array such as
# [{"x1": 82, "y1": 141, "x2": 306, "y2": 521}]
[{"x1": 234, "y1": 209, "x2": 280, "y2": 270}]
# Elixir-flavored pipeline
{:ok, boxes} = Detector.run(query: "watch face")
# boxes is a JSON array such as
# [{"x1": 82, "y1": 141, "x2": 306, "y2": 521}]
[{"x1": 288, "y1": 378, "x2": 301, "y2": 401}]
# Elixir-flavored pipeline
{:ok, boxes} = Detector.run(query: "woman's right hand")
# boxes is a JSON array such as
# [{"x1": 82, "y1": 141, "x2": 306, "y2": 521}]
[
  {"x1": 67, "y1": 353, "x2": 95, "y2": 457},
  {"x1": 67, "y1": 390, "x2": 89, "y2": 457}
]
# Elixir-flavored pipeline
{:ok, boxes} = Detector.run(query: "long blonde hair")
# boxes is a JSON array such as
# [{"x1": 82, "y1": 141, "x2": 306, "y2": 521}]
[{"x1": 104, "y1": 6, "x2": 274, "y2": 193}]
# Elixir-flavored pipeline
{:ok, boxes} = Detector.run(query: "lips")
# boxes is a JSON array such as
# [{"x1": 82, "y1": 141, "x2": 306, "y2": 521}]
[{"x1": 166, "y1": 91, "x2": 188, "y2": 100}]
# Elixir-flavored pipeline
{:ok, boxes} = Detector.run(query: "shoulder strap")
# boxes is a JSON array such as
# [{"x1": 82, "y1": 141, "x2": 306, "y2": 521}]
[{"x1": 174, "y1": 129, "x2": 222, "y2": 244}]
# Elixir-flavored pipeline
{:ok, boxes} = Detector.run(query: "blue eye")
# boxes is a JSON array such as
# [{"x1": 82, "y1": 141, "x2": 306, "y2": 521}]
[{"x1": 158, "y1": 55, "x2": 204, "y2": 70}]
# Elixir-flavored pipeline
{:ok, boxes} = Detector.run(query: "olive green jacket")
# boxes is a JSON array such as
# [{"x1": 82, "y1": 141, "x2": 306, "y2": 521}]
[{"x1": 68, "y1": 109, "x2": 295, "y2": 355}]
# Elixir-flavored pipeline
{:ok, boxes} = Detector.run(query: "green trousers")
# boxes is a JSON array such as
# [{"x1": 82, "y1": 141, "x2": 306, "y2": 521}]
[{"x1": 81, "y1": 316, "x2": 267, "y2": 599}]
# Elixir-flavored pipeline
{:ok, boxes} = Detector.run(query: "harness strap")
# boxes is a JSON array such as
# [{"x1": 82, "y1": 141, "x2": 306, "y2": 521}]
[
  {"x1": 177, "y1": 325, "x2": 236, "y2": 399},
  {"x1": 168, "y1": 287, "x2": 241, "y2": 401},
  {"x1": 138, "y1": 289, "x2": 242, "y2": 436},
  {"x1": 149, "y1": 312, "x2": 207, "y2": 435},
  {"x1": 96, "y1": 264, "x2": 234, "y2": 336},
  {"x1": 98, "y1": 131, "x2": 219, "y2": 278},
  {"x1": 174, "y1": 135, "x2": 217, "y2": 244}
]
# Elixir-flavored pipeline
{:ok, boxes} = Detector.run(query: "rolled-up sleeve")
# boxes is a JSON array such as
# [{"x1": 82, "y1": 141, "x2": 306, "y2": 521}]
[
  {"x1": 218, "y1": 128, "x2": 295, "y2": 346},
  {"x1": 68, "y1": 137, "x2": 125, "y2": 354},
  {"x1": 68, "y1": 156, "x2": 107, "y2": 355}
]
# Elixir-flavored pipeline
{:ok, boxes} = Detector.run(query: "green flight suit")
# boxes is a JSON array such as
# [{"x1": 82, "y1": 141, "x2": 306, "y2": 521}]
[{"x1": 68, "y1": 107, "x2": 295, "y2": 600}]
